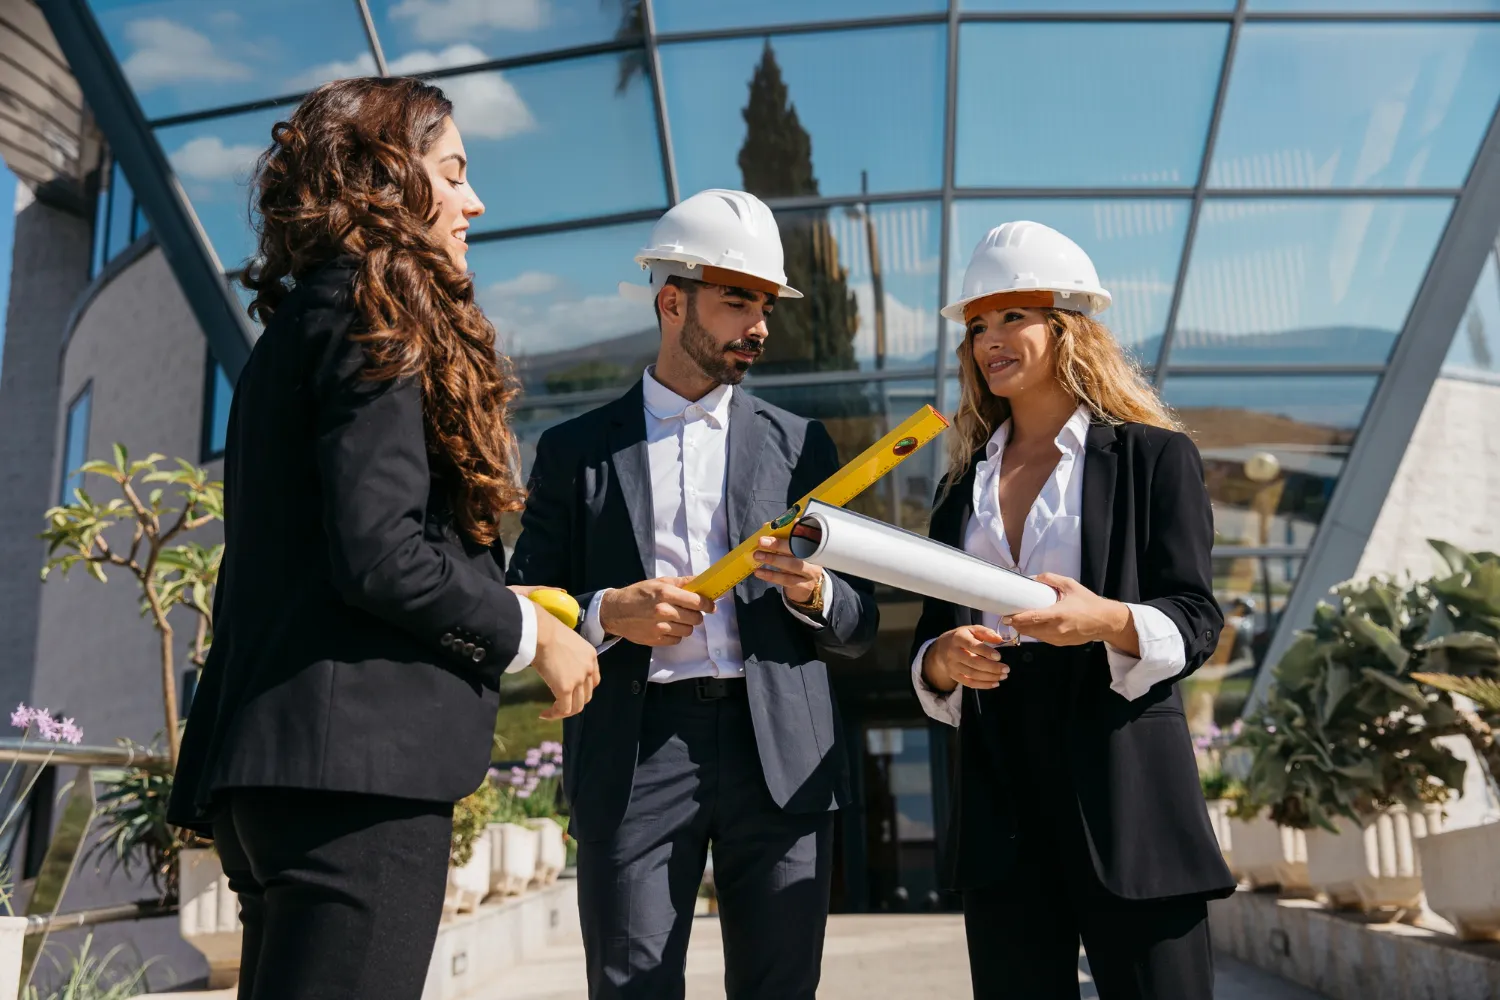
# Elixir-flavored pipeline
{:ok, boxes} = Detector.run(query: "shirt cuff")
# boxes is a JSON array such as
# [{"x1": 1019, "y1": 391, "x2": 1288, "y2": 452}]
[
  {"x1": 782, "y1": 570, "x2": 832, "y2": 629},
  {"x1": 1104, "y1": 603, "x2": 1188, "y2": 701},
  {"x1": 504, "y1": 595, "x2": 538, "y2": 674},
  {"x1": 580, "y1": 589, "x2": 612, "y2": 649},
  {"x1": 911, "y1": 638, "x2": 963, "y2": 727}
]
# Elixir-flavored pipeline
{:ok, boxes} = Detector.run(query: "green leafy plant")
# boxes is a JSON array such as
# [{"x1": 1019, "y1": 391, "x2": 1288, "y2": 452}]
[
  {"x1": 86, "y1": 750, "x2": 205, "y2": 904},
  {"x1": 24, "y1": 933, "x2": 159, "y2": 1000},
  {"x1": 451, "y1": 781, "x2": 500, "y2": 868},
  {"x1": 1232, "y1": 575, "x2": 1465, "y2": 831},
  {"x1": 40, "y1": 447, "x2": 223, "y2": 766}
]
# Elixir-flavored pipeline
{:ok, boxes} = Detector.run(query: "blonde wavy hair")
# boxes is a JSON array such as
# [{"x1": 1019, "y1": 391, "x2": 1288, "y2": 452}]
[{"x1": 945, "y1": 308, "x2": 1181, "y2": 490}]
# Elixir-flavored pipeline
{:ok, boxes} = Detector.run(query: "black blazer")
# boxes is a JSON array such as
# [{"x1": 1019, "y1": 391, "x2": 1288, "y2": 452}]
[
  {"x1": 911, "y1": 420, "x2": 1236, "y2": 900},
  {"x1": 169, "y1": 260, "x2": 525, "y2": 833},
  {"x1": 506, "y1": 382, "x2": 879, "y2": 841}
]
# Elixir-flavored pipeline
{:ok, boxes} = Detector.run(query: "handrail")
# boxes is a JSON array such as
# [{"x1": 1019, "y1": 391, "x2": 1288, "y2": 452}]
[
  {"x1": 0, "y1": 740, "x2": 170, "y2": 771},
  {"x1": 21, "y1": 899, "x2": 176, "y2": 936}
]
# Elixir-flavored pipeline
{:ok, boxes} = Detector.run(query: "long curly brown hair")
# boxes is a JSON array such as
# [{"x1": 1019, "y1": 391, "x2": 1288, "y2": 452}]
[{"x1": 242, "y1": 77, "x2": 524, "y2": 545}]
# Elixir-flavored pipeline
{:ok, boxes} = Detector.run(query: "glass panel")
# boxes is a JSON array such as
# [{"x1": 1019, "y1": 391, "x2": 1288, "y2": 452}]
[
  {"x1": 205, "y1": 360, "x2": 233, "y2": 458},
  {"x1": 749, "y1": 379, "x2": 941, "y2": 533},
  {"x1": 470, "y1": 221, "x2": 658, "y2": 399},
  {"x1": 956, "y1": 23, "x2": 1226, "y2": 189},
  {"x1": 501, "y1": 396, "x2": 613, "y2": 551},
  {"x1": 1443, "y1": 247, "x2": 1500, "y2": 381},
  {"x1": 1162, "y1": 374, "x2": 1377, "y2": 547},
  {"x1": 91, "y1": 168, "x2": 111, "y2": 277},
  {"x1": 452, "y1": 54, "x2": 667, "y2": 233},
  {"x1": 104, "y1": 160, "x2": 136, "y2": 261},
  {"x1": 861, "y1": 725, "x2": 940, "y2": 914},
  {"x1": 60, "y1": 385, "x2": 92, "y2": 505},
  {"x1": 660, "y1": 26, "x2": 945, "y2": 199},
  {"x1": 89, "y1": 0, "x2": 373, "y2": 120},
  {"x1": 1210, "y1": 24, "x2": 1500, "y2": 190},
  {"x1": 967, "y1": 1, "x2": 1232, "y2": 8},
  {"x1": 1182, "y1": 552, "x2": 1305, "y2": 734},
  {"x1": 155, "y1": 106, "x2": 281, "y2": 273},
  {"x1": 949, "y1": 199, "x2": 1190, "y2": 365},
  {"x1": 368, "y1": 0, "x2": 629, "y2": 65},
  {"x1": 1251, "y1": 0, "x2": 1499, "y2": 9},
  {"x1": 132, "y1": 201, "x2": 150, "y2": 242},
  {"x1": 1170, "y1": 198, "x2": 1453, "y2": 366},
  {"x1": 754, "y1": 201, "x2": 940, "y2": 376},
  {"x1": 655, "y1": 0, "x2": 946, "y2": 33}
]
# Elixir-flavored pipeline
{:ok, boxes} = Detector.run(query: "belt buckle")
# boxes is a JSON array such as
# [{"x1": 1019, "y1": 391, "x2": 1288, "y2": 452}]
[{"x1": 695, "y1": 677, "x2": 720, "y2": 701}]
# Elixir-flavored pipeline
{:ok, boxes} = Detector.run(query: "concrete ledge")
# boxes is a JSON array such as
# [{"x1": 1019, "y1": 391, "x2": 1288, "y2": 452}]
[{"x1": 1210, "y1": 888, "x2": 1500, "y2": 1000}]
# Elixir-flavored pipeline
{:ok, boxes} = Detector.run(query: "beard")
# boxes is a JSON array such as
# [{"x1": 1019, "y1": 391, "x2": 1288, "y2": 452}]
[{"x1": 680, "y1": 297, "x2": 763, "y2": 385}]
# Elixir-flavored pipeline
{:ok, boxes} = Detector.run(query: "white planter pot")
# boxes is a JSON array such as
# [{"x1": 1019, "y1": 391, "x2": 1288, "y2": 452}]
[
  {"x1": 1416, "y1": 820, "x2": 1500, "y2": 940},
  {"x1": 179, "y1": 847, "x2": 243, "y2": 989},
  {"x1": 528, "y1": 818, "x2": 566, "y2": 887},
  {"x1": 1205, "y1": 799, "x2": 1234, "y2": 870},
  {"x1": 1226, "y1": 814, "x2": 1309, "y2": 891},
  {"x1": 0, "y1": 915, "x2": 26, "y2": 1000},
  {"x1": 445, "y1": 835, "x2": 491, "y2": 917},
  {"x1": 1305, "y1": 804, "x2": 1442, "y2": 913},
  {"x1": 488, "y1": 823, "x2": 539, "y2": 897}
]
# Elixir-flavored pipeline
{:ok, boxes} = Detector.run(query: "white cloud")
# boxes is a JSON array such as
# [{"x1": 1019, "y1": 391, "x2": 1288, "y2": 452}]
[
  {"x1": 480, "y1": 277, "x2": 653, "y2": 356},
  {"x1": 168, "y1": 136, "x2": 262, "y2": 182},
  {"x1": 121, "y1": 18, "x2": 252, "y2": 90},
  {"x1": 294, "y1": 45, "x2": 536, "y2": 142},
  {"x1": 488, "y1": 270, "x2": 562, "y2": 297},
  {"x1": 390, "y1": 0, "x2": 549, "y2": 43}
]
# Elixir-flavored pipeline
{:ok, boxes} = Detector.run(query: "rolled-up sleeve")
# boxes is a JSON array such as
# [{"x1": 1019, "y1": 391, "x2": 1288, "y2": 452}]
[
  {"x1": 1104, "y1": 603, "x2": 1187, "y2": 701},
  {"x1": 911, "y1": 639, "x2": 964, "y2": 727}
]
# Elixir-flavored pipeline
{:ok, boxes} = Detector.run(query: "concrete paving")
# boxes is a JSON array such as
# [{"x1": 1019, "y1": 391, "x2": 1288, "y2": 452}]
[{"x1": 492, "y1": 913, "x2": 1329, "y2": 999}]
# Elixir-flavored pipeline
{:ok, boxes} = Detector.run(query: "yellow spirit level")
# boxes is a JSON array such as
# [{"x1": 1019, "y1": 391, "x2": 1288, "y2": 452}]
[{"x1": 686, "y1": 405, "x2": 950, "y2": 600}]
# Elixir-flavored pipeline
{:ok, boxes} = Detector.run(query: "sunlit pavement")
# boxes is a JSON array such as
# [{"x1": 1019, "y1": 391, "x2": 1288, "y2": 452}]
[{"x1": 491, "y1": 913, "x2": 1330, "y2": 999}]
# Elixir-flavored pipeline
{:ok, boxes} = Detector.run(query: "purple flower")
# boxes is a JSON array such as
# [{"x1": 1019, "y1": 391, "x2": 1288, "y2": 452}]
[
  {"x1": 487, "y1": 767, "x2": 503, "y2": 781},
  {"x1": 524, "y1": 748, "x2": 542, "y2": 768},
  {"x1": 537, "y1": 763, "x2": 557, "y2": 778},
  {"x1": 540, "y1": 741, "x2": 562, "y2": 756},
  {"x1": 59, "y1": 718, "x2": 82, "y2": 746},
  {"x1": 509, "y1": 773, "x2": 526, "y2": 787},
  {"x1": 516, "y1": 788, "x2": 532, "y2": 800},
  {"x1": 33, "y1": 711, "x2": 60, "y2": 743},
  {"x1": 1193, "y1": 734, "x2": 1213, "y2": 752},
  {"x1": 523, "y1": 776, "x2": 539, "y2": 792},
  {"x1": 10, "y1": 703, "x2": 30, "y2": 730}
]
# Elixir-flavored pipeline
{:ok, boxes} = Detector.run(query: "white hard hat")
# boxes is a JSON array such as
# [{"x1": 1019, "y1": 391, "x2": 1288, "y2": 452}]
[
  {"x1": 941, "y1": 221, "x2": 1111, "y2": 323},
  {"x1": 620, "y1": 188, "x2": 803, "y2": 303}
]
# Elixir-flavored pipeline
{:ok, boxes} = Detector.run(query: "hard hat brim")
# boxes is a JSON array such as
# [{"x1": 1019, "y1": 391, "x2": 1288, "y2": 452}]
[
  {"x1": 619, "y1": 269, "x2": 804, "y2": 303},
  {"x1": 939, "y1": 287, "x2": 1111, "y2": 323}
]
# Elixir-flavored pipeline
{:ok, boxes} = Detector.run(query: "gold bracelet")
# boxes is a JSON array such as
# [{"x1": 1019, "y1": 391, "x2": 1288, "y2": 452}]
[{"x1": 791, "y1": 574, "x2": 825, "y2": 615}]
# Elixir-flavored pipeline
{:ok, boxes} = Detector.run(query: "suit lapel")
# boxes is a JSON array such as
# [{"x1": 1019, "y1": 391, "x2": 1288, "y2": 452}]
[
  {"x1": 935, "y1": 453, "x2": 984, "y2": 628},
  {"x1": 606, "y1": 382, "x2": 654, "y2": 579},
  {"x1": 726, "y1": 390, "x2": 768, "y2": 543},
  {"x1": 1080, "y1": 422, "x2": 1119, "y2": 596}
]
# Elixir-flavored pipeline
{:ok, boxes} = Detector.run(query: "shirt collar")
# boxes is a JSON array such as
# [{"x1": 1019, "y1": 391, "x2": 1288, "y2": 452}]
[
  {"x1": 641, "y1": 367, "x2": 733, "y2": 427},
  {"x1": 985, "y1": 404, "x2": 1093, "y2": 460}
]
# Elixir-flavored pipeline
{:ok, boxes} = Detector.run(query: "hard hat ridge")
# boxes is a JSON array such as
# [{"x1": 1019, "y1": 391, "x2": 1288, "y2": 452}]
[{"x1": 941, "y1": 220, "x2": 1112, "y2": 323}]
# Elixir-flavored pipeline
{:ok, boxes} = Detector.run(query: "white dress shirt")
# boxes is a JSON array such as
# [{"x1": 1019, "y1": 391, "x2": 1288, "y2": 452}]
[
  {"x1": 581, "y1": 368, "x2": 825, "y2": 682},
  {"x1": 912, "y1": 406, "x2": 1186, "y2": 727}
]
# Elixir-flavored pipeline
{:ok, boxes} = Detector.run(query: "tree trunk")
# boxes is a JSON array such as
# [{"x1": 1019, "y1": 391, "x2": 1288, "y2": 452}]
[{"x1": 149, "y1": 593, "x2": 180, "y2": 768}]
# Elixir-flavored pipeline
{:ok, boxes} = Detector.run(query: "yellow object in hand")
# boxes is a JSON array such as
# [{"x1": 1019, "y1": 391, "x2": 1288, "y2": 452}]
[{"x1": 528, "y1": 589, "x2": 580, "y2": 630}]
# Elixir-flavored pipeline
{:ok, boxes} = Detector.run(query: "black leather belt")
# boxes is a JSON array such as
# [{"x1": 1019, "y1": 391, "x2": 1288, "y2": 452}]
[{"x1": 651, "y1": 676, "x2": 747, "y2": 702}]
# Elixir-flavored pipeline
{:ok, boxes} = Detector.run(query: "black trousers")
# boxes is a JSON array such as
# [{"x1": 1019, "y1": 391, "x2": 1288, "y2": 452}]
[
  {"x1": 962, "y1": 650, "x2": 1214, "y2": 1000},
  {"x1": 213, "y1": 787, "x2": 454, "y2": 1000},
  {"x1": 576, "y1": 679, "x2": 834, "y2": 1000}
]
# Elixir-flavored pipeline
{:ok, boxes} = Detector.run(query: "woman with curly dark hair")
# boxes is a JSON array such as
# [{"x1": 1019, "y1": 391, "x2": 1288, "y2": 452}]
[{"x1": 168, "y1": 77, "x2": 600, "y2": 999}]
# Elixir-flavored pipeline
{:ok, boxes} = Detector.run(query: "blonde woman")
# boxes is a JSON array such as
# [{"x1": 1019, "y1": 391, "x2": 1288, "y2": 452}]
[{"x1": 911, "y1": 223, "x2": 1234, "y2": 999}]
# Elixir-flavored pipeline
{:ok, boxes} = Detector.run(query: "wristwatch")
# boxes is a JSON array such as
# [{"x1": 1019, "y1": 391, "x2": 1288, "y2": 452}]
[{"x1": 790, "y1": 574, "x2": 825, "y2": 616}]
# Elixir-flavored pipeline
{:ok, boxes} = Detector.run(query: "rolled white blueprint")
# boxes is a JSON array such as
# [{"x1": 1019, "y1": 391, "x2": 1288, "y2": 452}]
[{"x1": 788, "y1": 499, "x2": 1057, "y2": 615}]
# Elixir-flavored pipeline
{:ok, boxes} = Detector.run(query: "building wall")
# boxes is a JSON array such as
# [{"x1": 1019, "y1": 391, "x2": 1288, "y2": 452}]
[{"x1": 1355, "y1": 375, "x2": 1500, "y2": 582}]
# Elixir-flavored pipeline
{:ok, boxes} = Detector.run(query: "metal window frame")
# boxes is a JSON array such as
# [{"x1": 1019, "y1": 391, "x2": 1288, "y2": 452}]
[
  {"x1": 58, "y1": 378, "x2": 92, "y2": 506},
  {"x1": 1246, "y1": 102, "x2": 1500, "y2": 714},
  {"x1": 42, "y1": 0, "x2": 256, "y2": 381}
]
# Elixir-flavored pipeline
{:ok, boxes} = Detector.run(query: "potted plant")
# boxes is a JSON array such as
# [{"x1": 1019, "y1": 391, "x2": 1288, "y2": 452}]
[
  {"x1": 1232, "y1": 575, "x2": 1462, "y2": 911},
  {"x1": 516, "y1": 743, "x2": 567, "y2": 886},
  {"x1": 1196, "y1": 721, "x2": 1244, "y2": 869},
  {"x1": 487, "y1": 773, "x2": 538, "y2": 898},
  {"x1": 1407, "y1": 542, "x2": 1500, "y2": 939},
  {"x1": 447, "y1": 781, "x2": 498, "y2": 917}
]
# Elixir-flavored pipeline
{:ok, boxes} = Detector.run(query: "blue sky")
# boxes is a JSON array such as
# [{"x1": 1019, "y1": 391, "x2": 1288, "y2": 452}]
[{"x1": 0, "y1": 164, "x2": 14, "y2": 380}]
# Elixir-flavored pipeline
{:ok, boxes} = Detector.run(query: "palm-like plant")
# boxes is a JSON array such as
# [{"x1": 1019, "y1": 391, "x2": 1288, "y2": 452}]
[
  {"x1": 25, "y1": 933, "x2": 159, "y2": 999},
  {"x1": 85, "y1": 750, "x2": 205, "y2": 904}
]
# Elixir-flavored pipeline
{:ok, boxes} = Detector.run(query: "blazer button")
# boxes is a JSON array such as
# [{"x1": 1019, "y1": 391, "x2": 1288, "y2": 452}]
[
  {"x1": 462, "y1": 642, "x2": 475, "y2": 657},
  {"x1": 1022, "y1": 651, "x2": 1033, "y2": 663},
  {"x1": 631, "y1": 680, "x2": 642, "y2": 695},
  {"x1": 441, "y1": 633, "x2": 454, "y2": 647},
  {"x1": 473, "y1": 648, "x2": 487, "y2": 663},
  {"x1": 1205, "y1": 630, "x2": 1214, "y2": 640}
]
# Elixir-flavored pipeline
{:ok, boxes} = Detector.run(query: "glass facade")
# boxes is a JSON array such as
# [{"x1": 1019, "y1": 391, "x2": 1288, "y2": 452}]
[
  {"x1": 80, "y1": 0, "x2": 1500, "y2": 912},
  {"x1": 90, "y1": 157, "x2": 149, "y2": 277},
  {"x1": 59, "y1": 384, "x2": 92, "y2": 505}
]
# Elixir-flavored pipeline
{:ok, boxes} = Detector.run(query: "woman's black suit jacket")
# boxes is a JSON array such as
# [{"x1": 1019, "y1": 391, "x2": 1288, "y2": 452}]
[
  {"x1": 168, "y1": 259, "x2": 525, "y2": 834},
  {"x1": 911, "y1": 420, "x2": 1236, "y2": 901}
]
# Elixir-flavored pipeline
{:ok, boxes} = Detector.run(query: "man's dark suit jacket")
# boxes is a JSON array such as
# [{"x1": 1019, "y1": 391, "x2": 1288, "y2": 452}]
[
  {"x1": 507, "y1": 381, "x2": 879, "y2": 842},
  {"x1": 169, "y1": 259, "x2": 525, "y2": 834},
  {"x1": 910, "y1": 421, "x2": 1237, "y2": 901}
]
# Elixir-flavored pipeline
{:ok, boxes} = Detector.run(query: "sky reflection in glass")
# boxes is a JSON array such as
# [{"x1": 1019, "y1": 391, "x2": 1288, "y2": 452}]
[
  {"x1": 90, "y1": 0, "x2": 371, "y2": 120},
  {"x1": 654, "y1": 0, "x2": 945, "y2": 33},
  {"x1": 1211, "y1": 24, "x2": 1500, "y2": 190},
  {"x1": 1444, "y1": 248, "x2": 1500, "y2": 380},
  {"x1": 965, "y1": 0, "x2": 1232, "y2": 9},
  {"x1": 368, "y1": 0, "x2": 629, "y2": 65},
  {"x1": 949, "y1": 199, "x2": 1190, "y2": 365},
  {"x1": 1171, "y1": 198, "x2": 1453, "y2": 366},
  {"x1": 956, "y1": 23, "x2": 1226, "y2": 189},
  {"x1": 660, "y1": 26, "x2": 946, "y2": 199}
]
